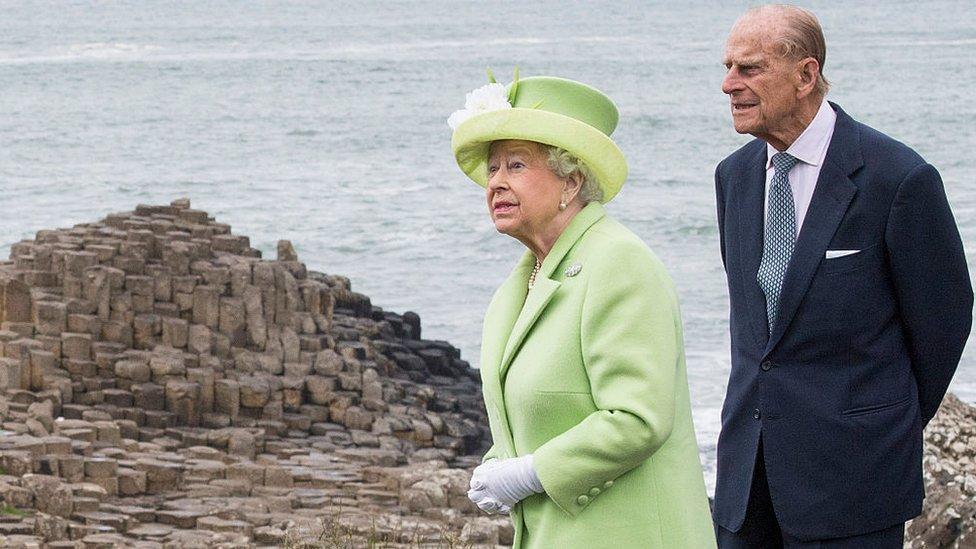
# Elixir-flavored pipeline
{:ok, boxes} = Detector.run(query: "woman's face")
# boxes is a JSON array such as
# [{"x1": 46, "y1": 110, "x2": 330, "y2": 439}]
[{"x1": 486, "y1": 140, "x2": 565, "y2": 242}]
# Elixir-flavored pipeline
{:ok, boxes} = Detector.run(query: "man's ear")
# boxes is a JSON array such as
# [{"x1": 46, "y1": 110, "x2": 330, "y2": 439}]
[{"x1": 796, "y1": 57, "x2": 820, "y2": 99}]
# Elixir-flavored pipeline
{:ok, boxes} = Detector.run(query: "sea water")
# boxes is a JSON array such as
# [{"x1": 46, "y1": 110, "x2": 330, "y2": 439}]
[{"x1": 2, "y1": 0, "x2": 974, "y2": 492}]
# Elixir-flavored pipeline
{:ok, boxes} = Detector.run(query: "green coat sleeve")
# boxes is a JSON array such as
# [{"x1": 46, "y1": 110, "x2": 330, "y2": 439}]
[{"x1": 532, "y1": 240, "x2": 681, "y2": 517}]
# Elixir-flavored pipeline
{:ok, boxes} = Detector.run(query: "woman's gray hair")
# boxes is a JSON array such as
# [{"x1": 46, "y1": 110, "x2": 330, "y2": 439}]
[{"x1": 542, "y1": 145, "x2": 604, "y2": 204}]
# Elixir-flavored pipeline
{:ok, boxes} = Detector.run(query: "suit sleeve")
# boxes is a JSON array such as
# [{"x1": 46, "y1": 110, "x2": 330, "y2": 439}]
[
  {"x1": 532, "y1": 242, "x2": 682, "y2": 516},
  {"x1": 715, "y1": 163, "x2": 728, "y2": 271},
  {"x1": 885, "y1": 162, "x2": 973, "y2": 424}
]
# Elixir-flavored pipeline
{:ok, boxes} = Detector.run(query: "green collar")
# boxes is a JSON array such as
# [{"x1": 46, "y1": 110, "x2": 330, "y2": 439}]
[{"x1": 515, "y1": 201, "x2": 606, "y2": 279}]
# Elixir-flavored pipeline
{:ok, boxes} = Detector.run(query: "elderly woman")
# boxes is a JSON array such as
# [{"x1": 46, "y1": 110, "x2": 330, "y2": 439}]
[{"x1": 449, "y1": 75, "x2": 716, "y2": 548}]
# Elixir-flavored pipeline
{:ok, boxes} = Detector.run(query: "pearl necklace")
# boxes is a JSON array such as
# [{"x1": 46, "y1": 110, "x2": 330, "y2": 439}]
[{"x1": 528, "y1": 259, "x2": 542, "y2": 289}]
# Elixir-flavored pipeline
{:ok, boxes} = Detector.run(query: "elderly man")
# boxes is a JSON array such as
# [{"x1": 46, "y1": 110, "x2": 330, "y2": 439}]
[{"x1": 713, "y1": 4, "x2": 972, "y2": 548}]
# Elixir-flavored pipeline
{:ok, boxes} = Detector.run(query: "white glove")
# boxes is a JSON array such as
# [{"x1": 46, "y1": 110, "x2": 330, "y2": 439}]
[
  {"x1": 467, "y1": 455, "x2": 544, "y2": 514},
  {"x1": 468, "y1": 492, "x2": 511, "y2": 515}
]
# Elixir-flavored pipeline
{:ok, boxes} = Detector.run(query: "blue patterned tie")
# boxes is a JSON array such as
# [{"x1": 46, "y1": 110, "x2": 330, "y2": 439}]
[{"x1": 757, "y1": 152, "x2": 800, "y2": 331}]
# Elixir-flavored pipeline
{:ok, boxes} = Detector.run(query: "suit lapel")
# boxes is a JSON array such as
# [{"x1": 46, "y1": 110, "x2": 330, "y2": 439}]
[
  {"x1": 482, "y1": 256, "x2": 533, "y2": 378},
  {"x1": 479, "y1": 255, "x2": 533, "y2": 454},
  {"x1": 735, "y1": 143, "x2": 772, "y2": 348},
  {"x1": 765, "y1": 103, "x2": 862, "y2": 353},
  {"x1": 497, "y1": 202, "x2": 606, "y2": 383},
  {"x1": 499, "y1": 277, "x2": 560, "y2": 383}
]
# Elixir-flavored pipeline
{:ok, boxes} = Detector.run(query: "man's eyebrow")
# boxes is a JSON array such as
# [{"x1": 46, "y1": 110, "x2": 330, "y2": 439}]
[{"x1": 725, "y1": 56, "x2": 764, "y2": 67}]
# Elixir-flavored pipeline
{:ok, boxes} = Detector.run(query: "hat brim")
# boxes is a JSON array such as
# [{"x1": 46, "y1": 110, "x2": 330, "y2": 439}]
[{"x1": 451, "y1": 108, "x2": 627, "y2": 202}]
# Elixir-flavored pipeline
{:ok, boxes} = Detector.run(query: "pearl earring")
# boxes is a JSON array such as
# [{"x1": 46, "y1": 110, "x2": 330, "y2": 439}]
[{"x1": 558, "y1": 202, "x2": 567, "y2": 211}]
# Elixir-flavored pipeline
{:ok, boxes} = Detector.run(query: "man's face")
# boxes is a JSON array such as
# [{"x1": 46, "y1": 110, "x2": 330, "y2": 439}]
[{"x1": 721, "y1": 18, "x2": 801, "y2": 147}]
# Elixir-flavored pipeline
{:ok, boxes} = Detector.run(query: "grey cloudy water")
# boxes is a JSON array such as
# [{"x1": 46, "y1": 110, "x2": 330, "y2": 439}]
[{"x1": 2, "y1": 1, "x2": 974, "y2": 493}]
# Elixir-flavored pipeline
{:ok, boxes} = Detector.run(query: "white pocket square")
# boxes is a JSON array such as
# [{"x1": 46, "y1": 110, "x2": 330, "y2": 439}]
[{"x1": 825, "y1": 249, "x2": 861, "y2": 259}]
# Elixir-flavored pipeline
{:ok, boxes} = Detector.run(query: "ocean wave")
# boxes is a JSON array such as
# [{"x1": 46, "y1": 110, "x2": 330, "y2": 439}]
[
  {"x1": 322, "y1": 35, "x2": 604, "y2": 55},
  {"x1": 67, "y1": 42, "x2": 163, "y2": 58},
  {"x1": 0, "y1": 35, "x2": 638, "y2": 65},
  {"x1": 870, "y1": 38, "x2": 976, "y2": 47},
  {"x1": 0, "y1": 42, "x2": 164, "y2": 64},
  {"x1": 0, "y1": 49, "x2": 292, "y2": 65}
]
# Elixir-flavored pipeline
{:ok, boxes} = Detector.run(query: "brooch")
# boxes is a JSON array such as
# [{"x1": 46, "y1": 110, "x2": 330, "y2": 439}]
[{"x1": 564, "y1": 262, "x2": 582, "y2": 277}]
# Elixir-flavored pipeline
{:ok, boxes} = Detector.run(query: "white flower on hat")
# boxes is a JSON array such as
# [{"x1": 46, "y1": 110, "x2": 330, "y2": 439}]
[{"x1": 447, "y1": 82, "x2": 512, "y2": 131}]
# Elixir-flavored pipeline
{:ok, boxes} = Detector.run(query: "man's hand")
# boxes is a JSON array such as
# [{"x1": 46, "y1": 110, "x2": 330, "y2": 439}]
[{"x1": 467, "y1": 455, "x2": 543, "y2": 514}]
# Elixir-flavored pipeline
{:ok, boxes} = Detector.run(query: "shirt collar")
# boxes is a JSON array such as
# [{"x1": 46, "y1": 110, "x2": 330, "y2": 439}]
[{"x1": 766, "y1": 98, "x2": 837, "y2": 169}]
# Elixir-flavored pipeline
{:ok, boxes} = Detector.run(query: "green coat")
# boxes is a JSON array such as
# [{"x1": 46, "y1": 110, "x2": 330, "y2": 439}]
[{"x1": 480, "y1": 203, "x2": 716, "y2": 548}]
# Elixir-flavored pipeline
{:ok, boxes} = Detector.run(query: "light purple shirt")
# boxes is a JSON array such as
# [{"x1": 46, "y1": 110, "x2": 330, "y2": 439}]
[{"x1": 764, "y1": 99, "x2": 838, "y2": 235}]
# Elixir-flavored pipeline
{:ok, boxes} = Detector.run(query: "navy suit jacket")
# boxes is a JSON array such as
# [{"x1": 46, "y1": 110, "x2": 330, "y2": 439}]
[{"x1": 713, "y1": 103, "x2": 972, "y2": 540}]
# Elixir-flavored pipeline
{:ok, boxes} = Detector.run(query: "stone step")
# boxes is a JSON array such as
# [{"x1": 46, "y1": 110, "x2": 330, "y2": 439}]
[
  {"x1": 154, "y1": 509, "x2": 202, "y2": 529},
  {"x1": 0, "y1": 521, "x2": 34, "y2": 536},
  {"x1": 197, "y1": 515, "x2": 254, "y2": 537},
  {"x1": 355, "y1": 488, "x2": 400, "y2": 506},
  {"x1": 73, "y1": 510, "x2": 132, "y2": 532}
]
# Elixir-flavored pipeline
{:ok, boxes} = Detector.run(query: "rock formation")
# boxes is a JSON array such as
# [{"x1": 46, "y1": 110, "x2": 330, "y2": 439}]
[
  {"x1": 0, "y1": 200, "x2": 510, "y2": 547},
  {"x1": 906, "y1": 393, "x2": 976, "y2": 548}
]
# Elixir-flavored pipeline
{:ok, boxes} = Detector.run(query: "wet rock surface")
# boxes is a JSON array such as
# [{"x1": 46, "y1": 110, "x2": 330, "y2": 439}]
[{"x1": 0, "y1": 200, "x2": 509, "y2": 547}]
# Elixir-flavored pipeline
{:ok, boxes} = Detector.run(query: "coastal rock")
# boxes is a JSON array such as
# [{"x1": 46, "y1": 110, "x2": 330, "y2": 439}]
[
  {"x1": 906, "y1": 393, "x2": 976, "y2": 548},
  {"x1": 0, "y1": 200, "x2": 495, "y2": 546},
  {"x1": 20, "y1": 474, "x2": 73, "y2": 518}
]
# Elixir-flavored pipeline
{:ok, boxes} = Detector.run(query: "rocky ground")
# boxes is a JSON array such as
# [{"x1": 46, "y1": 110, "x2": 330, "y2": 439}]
[
  {"x1": 0, "y1": 200, "x2": 509, "y2": 547},
  {"x1": 0, "y1": 199, "x2": 971, "y2": 548},
  {"x1": 906, "y1": 393, "x2": 976, "y2": 548}
]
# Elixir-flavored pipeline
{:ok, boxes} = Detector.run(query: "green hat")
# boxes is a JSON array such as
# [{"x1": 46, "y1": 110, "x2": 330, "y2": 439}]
[{"x1": 450, "y1": 75, "x2": 628, "y2": 202}]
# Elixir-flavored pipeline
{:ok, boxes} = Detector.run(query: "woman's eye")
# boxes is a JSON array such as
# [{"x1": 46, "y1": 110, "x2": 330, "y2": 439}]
[
  {"x1": 509, "y1": 161, "x2": 525, "y2": 170},
  {"x1": 487, "y1": 165, "x2": 499, "y2": 175}
]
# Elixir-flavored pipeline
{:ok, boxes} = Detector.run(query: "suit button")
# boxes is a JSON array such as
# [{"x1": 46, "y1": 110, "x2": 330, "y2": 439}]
[
  {"x1": 603, "y1": 480, "x2": 614, "y2": 489},
  {"x1": 576, "y1": 495, "x2": 590, "y2": 506},
  {"x1": 761, "y1": 361, "x2": 772, "y2": 371},
  {"x1": 753, "y1": 409, "x2": 761, "y2": 420},
  {"x1": 589, "y1": 487, "x2": 601, "y2": 497}
]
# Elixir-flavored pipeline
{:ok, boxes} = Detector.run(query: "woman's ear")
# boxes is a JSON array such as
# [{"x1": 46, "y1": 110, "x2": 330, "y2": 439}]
[{"x1": 563, "y1": 171, "x2": 584, "y2": 204}]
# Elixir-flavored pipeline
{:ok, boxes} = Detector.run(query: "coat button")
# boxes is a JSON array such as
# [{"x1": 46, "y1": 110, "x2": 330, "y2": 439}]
[
  {"x1": 603, "y1": 480, "x2": 614, "y2": 489},
  {"x1": 761, "y1": 360, "x2": 772, "y2": 371},
  {"x1": 589, "y1": 487, "x2": 601, "y2": 497},
  {"x1": 753, "y1": 408, "x2": 761, "y2": 420},
  {"x1": 576, "y1": 495, "x2": 590, "y2": 506}
]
